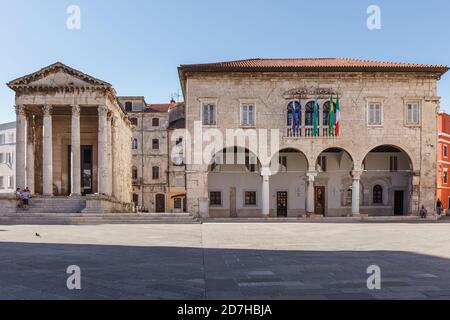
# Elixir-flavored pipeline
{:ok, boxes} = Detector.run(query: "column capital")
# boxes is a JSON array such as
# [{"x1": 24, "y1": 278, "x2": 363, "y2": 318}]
[
  {"x1": 306, "y1": 171, "x2": 318, "y2": 182},
  {"x1": 351, "y1": 170, "x2": 363, "y2": 180},
  {"x1": 98, "y1": 105, "x2": 108, "y2": 117},
  {"x1": 14, "y1": 105, "x2": 26, "y2": 116},
  {"x1": 71, "y1": 104, "x2": 81, "y2": 116},
  {"x1": 43, "y1": 105, "x2": 52, "y2": 116},
  {"x1": 261, "y1": 166, "x2": 272, "y2": 177}
]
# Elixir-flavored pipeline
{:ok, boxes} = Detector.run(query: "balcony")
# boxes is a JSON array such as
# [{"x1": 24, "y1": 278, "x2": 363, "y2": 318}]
[{"x1": 286, "y1": 126, "x2": 337, "y2": 138}]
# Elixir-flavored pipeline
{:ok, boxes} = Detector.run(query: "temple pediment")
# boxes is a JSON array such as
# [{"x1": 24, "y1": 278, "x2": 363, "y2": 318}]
[{"x1": 7, "y1": 62, "x2": 112, "y2": 91}]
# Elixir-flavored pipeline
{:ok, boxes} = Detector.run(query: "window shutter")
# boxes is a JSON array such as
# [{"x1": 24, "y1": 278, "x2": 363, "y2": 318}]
[
  {"x1": 210, "y1": 104, "x2": 216, "y2": 125},
  {"x1": 202, "y1": 104, "x2": 209, "y2": 125},
  {"x1": 413, "y1": 103, "x2": 419, "y2": 123},
  {"x1": 242, "y1": 105, "x2": 247, "y2": 125},
  {"x1": 248, "y1": 105, "x2": 254, "y2": 125}
]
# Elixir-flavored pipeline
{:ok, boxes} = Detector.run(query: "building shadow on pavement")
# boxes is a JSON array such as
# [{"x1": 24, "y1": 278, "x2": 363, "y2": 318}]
[{"x1": 0, "y1": 242, "x2": 449, "y2": 300}]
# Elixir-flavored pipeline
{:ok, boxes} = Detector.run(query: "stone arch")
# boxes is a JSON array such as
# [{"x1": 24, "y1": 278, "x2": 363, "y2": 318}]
[
  {"x1": 207, "y1": 146, "x2": 262, "y2": 173},
  {"x1": 315, "y1": 146, "x2": 356, "y2": 171},
  {"x1": 269, "y1": 147, "x2": 310, "y2": 174},
  {"x1": 359, "y1": 143, "x2": 415, "y2": 171}
]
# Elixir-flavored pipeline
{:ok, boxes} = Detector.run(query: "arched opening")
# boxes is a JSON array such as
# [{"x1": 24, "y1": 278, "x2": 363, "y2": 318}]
[
  {"x1": 305, "y1": 101, "x2": 314, "y2": 126},
  {"x1": 361, "y1": 145, "x2": 413, "y2": 216},
  {"x1": 287, "y1": 101, "x2": 301, "y2": 137},
  {"x1": 269, "y1": 148, "x2": 309, "y2": 217},
  {"x1": 315, "y1": 147, "x2": 355, "y2": 217},
  {"x1": 208, "y1": 147, "x2": 261, "y2": 218}
]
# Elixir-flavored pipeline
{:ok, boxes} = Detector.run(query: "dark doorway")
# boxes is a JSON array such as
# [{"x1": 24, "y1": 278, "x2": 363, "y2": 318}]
[
  {"x1": 315, "y1": 186, "x2": 325, "y2": 216},
  {"x1": 155, "y1": 194, "x2": 165, "y2": 213},
  {"x1": 277, "y1": 191, "x2": 288, "y2": 217},
  {"x1": 394, "y1": 191, "x2": 404, "y2": 216},
  {"x1": 229, "y1": 187, "x2": 237, "y2": 217},
  {"x1": 68, "y1": 145, "x2": 93, "y2": 196}
]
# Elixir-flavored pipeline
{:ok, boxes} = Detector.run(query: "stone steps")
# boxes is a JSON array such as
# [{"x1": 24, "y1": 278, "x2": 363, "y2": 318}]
[
  {"x1": 17, "y1": 197, "x2": 87, "y2": 214},
  {"x1": 0, "y1": 213, "x2": 200, "y2": 225}
]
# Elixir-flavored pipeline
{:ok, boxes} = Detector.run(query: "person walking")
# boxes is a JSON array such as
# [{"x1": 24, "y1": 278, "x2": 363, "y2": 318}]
[
  {"x1": 15, "y1": 187, "x2": 23, "y2": 208},
  {"x1": 437, "y1": 199, "x2": 443, "y2": 215},
  {"x1": 21, "y1": 188, "x2": 30, "y2": 210}
]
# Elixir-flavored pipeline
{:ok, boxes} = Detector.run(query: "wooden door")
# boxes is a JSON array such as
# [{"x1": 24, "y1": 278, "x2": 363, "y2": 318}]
[
  {"x1": 314, "y1": 186, "x2": 325, "y2": 216},
  {"x1": 277, "y1": 191, "x2": 288, "y2": 217},
  {"x1": 155, "y1": 194, "x2": 165, "y2": 213},
  {"x1": 230, "y1": 187, "x2": 237, "y2": 217}
]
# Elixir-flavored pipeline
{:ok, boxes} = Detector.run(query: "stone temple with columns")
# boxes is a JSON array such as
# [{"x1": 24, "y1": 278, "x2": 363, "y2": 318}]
[{"x1": 1, "y1": 58, "x2": 448, "y2": 217}]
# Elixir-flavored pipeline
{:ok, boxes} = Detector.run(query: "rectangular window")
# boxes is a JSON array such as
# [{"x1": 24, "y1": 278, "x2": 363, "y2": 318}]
[
  {"x1": 152, "y1": 139, "x2": 159, "y2": 150},
  {"x1": 6, "y1": 152, "x2": 13, "y2": 164},
  {"x1": 175, "y1": 177, "x2": 185, "y2": 187},
  {"x1": 279, "y1": 156, "x2": 287, "y2": 172},
  {"x1": 0, "y1": 153, "x2": 4, "y2": 163},
  {"x1": 444, "y1": 170, "x2": 448, "y2": 185},
  {"x1": 406, "y1": 102, "x2": 420, "y2": 125},
  {"x1": 7, "y1": 176, "x2": 13, "y2": 189},
  {"x1": 244, "y1": 191, "x2": 257, "y2": 206},
  {"x1": 132, "y1": 139, "x2": 138, "y2": 150},
  {"x1": 241, "y1": 104, "x2": 255, "y2": 126},
  {"x1": 368, "y1": 102, "x2": 382, "y2": 126},
  {"x1": 0, "y1": 176, "x2": 3, "y2": 189},
  {"x1": 318, "y1": 156, "x2": 327, "y2": 172},
  {"x1": 390, "y1": 156, "x2": 398, "y2": 172},
  {"x1": 152, "y1": 167, "x2": 160, "y2": 180},
  {"x1": 209, "y1": 191, "x2": 222, "y2": 206},
  {"x1": 444, "y1": 145, "x2": 448, "y2": 158},
  {"x1": 174, "y1": 198, "x2": 182, "y2": 209},
  {"x1": 8, "y1": 133, "x2": 14, "y2": 144},
  {"x1": 202, "y1": 103, "x2": 217, "y2": 126},
  {"x1": 245, "y1": 155, "x2": 257, "y2": 172},
  {"x1": 0, "y1": 134, "x2": 5, "y2": 145}
]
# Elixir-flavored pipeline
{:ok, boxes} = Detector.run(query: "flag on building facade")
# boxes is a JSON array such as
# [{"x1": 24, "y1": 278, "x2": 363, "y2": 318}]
[
  {"x1": 313, "y1": 96, "x2": 319, "y2": 136},
  {"x1": 291, "y1": 100, "x2": 296, "y2": 131},
  {"x1": 329, "y1": 95, "x2": 335, "y2": 135},
  {"x1": 335, "y1": 95, "x2": 341, "y2": 136},
  {"x1": 297, "y1": 98, "x2": 302, "y2": 132}
]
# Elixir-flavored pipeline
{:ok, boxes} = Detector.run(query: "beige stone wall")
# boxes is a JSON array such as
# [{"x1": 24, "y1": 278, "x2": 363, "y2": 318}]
[
  {"x1": 185, "y1": 72, "x2": 440, "y2": 216},
  {"x1": 129, "y1": 111, "x2": 170, "y2": 212}
]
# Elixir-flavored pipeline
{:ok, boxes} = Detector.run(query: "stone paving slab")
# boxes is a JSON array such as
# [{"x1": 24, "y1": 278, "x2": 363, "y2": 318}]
[{"x1": 0, "y1": 223, "x2": 450, "y2": 299}]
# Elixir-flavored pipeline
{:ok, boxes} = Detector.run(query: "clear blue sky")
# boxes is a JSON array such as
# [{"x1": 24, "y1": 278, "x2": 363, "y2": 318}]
[{"x1": 1, "y1": 0, "x2": 449, "y2": 123}]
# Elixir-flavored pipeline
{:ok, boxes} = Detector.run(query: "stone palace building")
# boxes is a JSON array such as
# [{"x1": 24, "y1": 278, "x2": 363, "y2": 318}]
[{"x1": 1, "y1": 58, "x2": 447, "y2": 217}]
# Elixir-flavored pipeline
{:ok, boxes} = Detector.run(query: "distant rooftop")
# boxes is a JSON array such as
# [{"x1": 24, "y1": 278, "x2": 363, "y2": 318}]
[
  {"x1": 0, "y1": 121, "x2": 16, "y2": 131},
  {"x1": 179, "y1": 58, "x2": 449, "y2": 74}
]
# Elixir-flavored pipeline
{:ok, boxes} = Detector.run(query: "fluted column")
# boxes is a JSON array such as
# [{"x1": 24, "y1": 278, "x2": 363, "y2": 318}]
[
  {"x1": 261, "y1": 167, "x2": 271, "y2": 217},
  {"x1": 71, "y1": 105, "x2": 81, "y2": 196},
  {"x1": 306, "y1": 172, "x2": 317, "y2": 216},
  {"x1": 42, "y1": 105, "x2": 53, "y2": 196},
  {"x1": 26, "y1": 112, "x2": 35, "y2": 194},
  {"x1": 351, "y1": 170, "x2": 363, "y2": 215},
  {"x1": 15, "y1": 105, "x2": 27, "y2": 190},
  {"x1": 97, "y1": 105, "x2": 108, "y2": 195},
  {"x1": 106, "y1": 114, "x2": 113, "y2": 196}
]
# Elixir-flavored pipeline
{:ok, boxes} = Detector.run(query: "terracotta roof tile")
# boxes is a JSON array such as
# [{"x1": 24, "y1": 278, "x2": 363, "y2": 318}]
[
  {"x1": 179, "y1": 58, "x2": 448, "y2": 74},
  {"x1": 146, "y1": 104, "x2": 170, "y2": 113}
]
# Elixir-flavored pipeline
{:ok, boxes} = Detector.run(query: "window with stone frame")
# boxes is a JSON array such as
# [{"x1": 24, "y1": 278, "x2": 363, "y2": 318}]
[
  {"x1": 152, "y1": 139, "x2": 159, "y2": 150},
  {"x1": 241, "y1": 104, "x2": 255, "y2": 126},
  {"x1": 132, "y1": 138, "x2": 138, "y2": 150},
  {"x1": 0, "y1": 134, "x2": 5, "y2": 145},
  {"x1": 6, "y1": 152, "x2": 13, "y2": 165},
  {"x1": 8, "y1": 133, "x2": 14, "y2": 144},
  {"x1": 125, "y1": 102, "x2": 133, "y2": 112},
  {"x1": 174, "y1": 198, "x2": 182, "y2": 209},
  {"x1": 444, "y1": 170, "x2": 448, "y2": 185},
  {"x1": 322, "y1": 101, "x2": 330, "y2": 126},
  {"x1": 130, "y1": 117, "x2": 138, "y2": 126},
  {"x1": 7, "y1": 176, "x2": 13, "y2": 189},
  {"x1": 305, "y1": 101, "x2": 314, "y2": 126},
  {"x1": 202, "y1": 103, "x2": 217, "y2": 126},
  {"x1": 132, "y1": 166, "x2": 138, "y2": 180},
  {"x1": 406, "y1": 102, "x2": 420, "y2": 125},
  {"x1": 389, "y1": 156, "x2": 398, "y2": 172},
  {"x1": 373, "y1": 185, "x2": 383, "y2": 204},
  {"x1": 287, "y1": 101, "x2": 301, "y2": 127},
  {"x1": 368, "y1": 102, "x2": 382, "y2": 125},
  {"x1": 317, "y1": 156, "x2": 327, "y2": 172},
  {"x1": 444, "y1": 145, "x2": 448, "y2": 158},
  {"x1": 244, "y1": 191, "x2": 257, "y2": 206},
  {"x1": 152, "y1": 118, "x2": 160, "y2": 127},
  {"x1": 152, "y1": 166, "x2": 160, "y2": 180},
  {"x1": 0, "y1": 176, "x2": 4, "y2": 189},
  {"x1": 345, "y1": 188, "x2": 352, "y2": 206},
  {"x1": 209, "y1": 191, "x2": 222, "y2": 206}
]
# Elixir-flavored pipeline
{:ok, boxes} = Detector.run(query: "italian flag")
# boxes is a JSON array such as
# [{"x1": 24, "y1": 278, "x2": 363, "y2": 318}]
[{"x1": 335, "y1": 96, "x2": 341, "y2": 136}]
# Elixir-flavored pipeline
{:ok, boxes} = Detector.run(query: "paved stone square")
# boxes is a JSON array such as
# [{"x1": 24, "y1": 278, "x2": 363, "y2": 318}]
[{"x1": 0, "y1": 221, "x2": 450, "y2": 299}]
